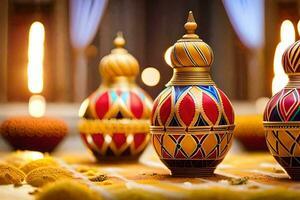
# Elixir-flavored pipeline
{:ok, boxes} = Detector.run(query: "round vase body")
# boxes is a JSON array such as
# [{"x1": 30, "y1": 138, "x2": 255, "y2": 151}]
[
  {"x1": 151, "y1": 85, "x2": 234, "y2": 176},
  {"x1": 80, "y1": 83, "x2": 152, "y2": 161},
  {"x1": 264, "y1": 88, "x2": 300, "y2": 179},
  {"x1": 263, "y1": 40, "x2": 300, "y2": 179}
]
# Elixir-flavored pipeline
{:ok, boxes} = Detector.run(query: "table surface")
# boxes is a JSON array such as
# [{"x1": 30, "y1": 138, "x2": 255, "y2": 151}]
[{"x1": 1, "y1": 143, "x2": 300, "y2": 200}]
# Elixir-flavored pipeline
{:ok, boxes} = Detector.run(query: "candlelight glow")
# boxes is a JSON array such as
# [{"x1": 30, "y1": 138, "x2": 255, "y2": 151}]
[
  {"x1": 141, "y1": 67, "x2": 160, "y2": 86},
  {"x1": 27, "y1": 21, "x2": 45, "y2": 94},
  {"x1": 28, "y1": 95, "x2": 46, "y2": 118},
  {"x1": 22, "y1": 151, "x2": 44, "y2": 161},
  {"x1": 298, "y1": 20, "x2": 300, "y2": 36},
  {"x1": 272, "y1": 20, "x2": 294, "y2": 95},
  {"x1": 164, "y1": 46, "x2": 173, "y2": 67}
]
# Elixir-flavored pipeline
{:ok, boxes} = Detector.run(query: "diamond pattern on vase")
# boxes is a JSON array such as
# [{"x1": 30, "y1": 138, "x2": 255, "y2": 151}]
[
  {"x1": 81, "y1": 132, "x2": 149, "y2": 157},
  {"x1": 266, "y1": 129, "x2": 300, "y2": 157},
  {"x1": 152, "y1": 85, "x2": 234, "y2": 127},
  {"x1": 264, "y1": 90, "x2": 284, "y2": 121},
  {"x1": 264, "y1": 89, "x2": 300, "y2": 122},
  {"x1": 90, "y1": 88, "x2": 151, "y2": 120},
  {"x1": 279, "y1": 89, "x2": 300, "y2": 121},
  {"x1": 152, "y1": 132, "x2": 233, "y2": 160},
  {"x1": 177, "y1": 93, "x2": 196, "y2": 126},
  {"x1": 91, "y1": 134, "x2": 105, "y2": 150},
  {"x1": 178, "y1": 135, "x2": 197, "y2": 157}
]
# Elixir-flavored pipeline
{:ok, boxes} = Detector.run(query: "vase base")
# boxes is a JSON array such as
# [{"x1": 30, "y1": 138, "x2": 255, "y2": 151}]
[
  {"x1": 284, "y1": 168, "x2": 300, "y2": 180},
  {"x1": 170, "y1": 167, "x2": 216, "y2": 177}
]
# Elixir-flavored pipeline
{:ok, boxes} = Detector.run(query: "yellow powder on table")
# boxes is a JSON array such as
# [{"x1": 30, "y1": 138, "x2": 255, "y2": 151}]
[
  {"x1": 36, "y1": 180, "x2": 103, "y2": 200},
  {"x1": 0, "y1": 163, "x2": 25, "y2": 185},
  {"x1": 26, "y1": 166, "x2": 73, "y2": 187}
]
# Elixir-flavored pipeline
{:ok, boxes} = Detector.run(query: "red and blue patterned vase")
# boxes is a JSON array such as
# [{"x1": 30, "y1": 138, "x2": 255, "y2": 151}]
[
  {"x1": 150, "y1": 12, "x2": 235, "y2": 177},
  {"x1": 79, "y1": 32, "x2": 153, "y2": 161},
  {"x1": 264, "y1": 40, "x2": 300, "y2": 179}
]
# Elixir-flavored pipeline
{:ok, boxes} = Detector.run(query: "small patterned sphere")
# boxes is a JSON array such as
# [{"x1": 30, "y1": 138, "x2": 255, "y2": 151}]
[{"x1": 282, "y1": 40, "x2": 300, "y2": 74}]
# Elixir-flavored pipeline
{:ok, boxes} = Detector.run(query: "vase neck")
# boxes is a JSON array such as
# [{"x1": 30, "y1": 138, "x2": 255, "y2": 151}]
[
  {"x1": 286, "y1": 75, "x2": 300, "y2": 88},
  {"x1": 167, "y1": 67, "x2": 215, "y2": 86}
]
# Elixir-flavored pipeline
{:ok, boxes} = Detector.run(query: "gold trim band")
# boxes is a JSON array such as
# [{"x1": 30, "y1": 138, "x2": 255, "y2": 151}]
[
  {"x1": 286, "y1": 75, "x2": 300, "y2": 88},
  {"x1": 167, "y1": 67, "x2": 215, "y2": 86},
  {"x1": 150, "y1": 124, "x2": 235, "y2": 134},
  {"x1": 263, "y1": 121, "x2": 300, "y2": 129},
  {"x1": 79, "y1": 119, "x2": 150, "y2": 134}
]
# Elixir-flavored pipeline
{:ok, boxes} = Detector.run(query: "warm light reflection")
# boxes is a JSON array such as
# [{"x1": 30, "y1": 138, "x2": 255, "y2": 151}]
[
  {"x1": 272, "y1": 20, "x2": 294, "y2": 95},
  {"x1": 28, "y1": 95, "x2": 46, "y2": 118},
  {"x1": 78, "y1": 98, "x2": 89, "y2": 117},
  {"x1": 297, "y1": 20, "x2": 300, "y2": 35},
  {"x1": 141, "y1": 67, "x2": 160, "y2": 86},
  {"x1": 22, "y1": 151, "x2": 44, "y2": 161},
  {"x1": 164, "y1": 46, "x2": 173, "y2": 67},
  {"x1": 27, "y1": 21, "x2": 45, "y2": 94}
]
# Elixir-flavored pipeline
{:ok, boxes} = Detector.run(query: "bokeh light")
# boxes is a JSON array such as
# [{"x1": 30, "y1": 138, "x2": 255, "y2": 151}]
[{"x1": 141, "y1": 67, "x2": 160, "y2": 87}]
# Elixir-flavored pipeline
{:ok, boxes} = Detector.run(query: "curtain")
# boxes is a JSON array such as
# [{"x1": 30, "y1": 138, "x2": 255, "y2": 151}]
[
  {"x1": 222, "y1": 0, "x2": 264, "y2": 49},
  {"x1": 70, "y1": 0, "x2": 108, "y2": 101}
]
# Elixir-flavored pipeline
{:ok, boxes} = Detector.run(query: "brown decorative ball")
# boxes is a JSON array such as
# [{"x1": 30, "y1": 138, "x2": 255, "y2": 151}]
[{"x1": 0, "y1": 116, "x2": 68, "y2": 152}]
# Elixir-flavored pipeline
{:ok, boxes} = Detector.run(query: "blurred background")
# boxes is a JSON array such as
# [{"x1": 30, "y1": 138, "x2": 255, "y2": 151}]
[
  {"x1": 1, "y1": 0, "x2": 300, "y2": 103},
  {"x1": 0, "y1": 0, "x2": 300, "y2": 151}
]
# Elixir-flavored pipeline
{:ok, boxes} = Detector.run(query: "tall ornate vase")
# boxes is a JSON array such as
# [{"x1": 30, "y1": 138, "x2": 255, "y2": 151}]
[
  {"x1": 150, "y1": 12, "x2": 235, "y2": 177},
  {"x1": 79, "y1": 32, "x2": 153, "y2": 161},
  {"x1": 264, "y1": 40, "x2": 300, "y2": 179}
]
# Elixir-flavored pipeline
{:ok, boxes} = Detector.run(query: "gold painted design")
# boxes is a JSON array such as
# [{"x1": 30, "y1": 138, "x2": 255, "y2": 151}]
[
  {"x1": 286, "y1": 75, "x2": 300, "y2": 88},
  {"x1": 166, "y1": 11, "x2": 214, "y2": 86},
  {"x1": 150, "y1": 124, "x2": 235, "y2": 135},
  {"x1": 152, "y1": 131, "x2": 233, "y2": 160},
  {"x1": 79, "y1": 119, "x2": 150, "y2": 134},
  {"x1": 99, "y1": 32, "x2": 140, "y2": 79}
]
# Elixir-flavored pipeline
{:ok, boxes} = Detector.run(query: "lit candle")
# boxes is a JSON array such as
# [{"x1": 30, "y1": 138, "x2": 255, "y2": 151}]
[
  {"x1": 0, "y1": 21, "x2": 68, "y2": 153},
  {"x1": 27, "y1": 21, "x2": 46, "y2": 117},
  {"x1": 272, "y1": 20, "x2": 295, "y2": 95}
]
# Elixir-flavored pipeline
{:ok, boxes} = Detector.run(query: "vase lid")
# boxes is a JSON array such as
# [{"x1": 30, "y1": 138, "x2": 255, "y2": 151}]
[
  {"x1": 169, "y1": 11, "x2": 214, "y2": 68},
  {"x1": 282, "y1": 40, "x2": 300, "y2": 74},
  {"x1": 99, "y1": 32, "x2": 139, "y2": 79}
]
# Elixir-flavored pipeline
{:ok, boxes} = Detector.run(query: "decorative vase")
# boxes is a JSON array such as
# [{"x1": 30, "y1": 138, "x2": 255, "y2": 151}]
[
  {"x1": 150, "y1": 11, "x2": 235, "y2": 177},
  {"x1": 264, "y1": 40, "x2": 300, "y2": 179},
  {"x1": 78, "y1": 32, "x2": 153, "y2": 161}
]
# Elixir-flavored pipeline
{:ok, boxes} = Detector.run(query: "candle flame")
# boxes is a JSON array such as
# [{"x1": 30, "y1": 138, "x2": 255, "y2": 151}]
[
  {"x1": 272, "y1": 20, "x2": 294, "y2": 95},
  {"x1": 27, "y1": 22, "x2": 45, "y2": 94},
  {"x1": 29, "y1": 95, "x2": 46, "y2": 118}
]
